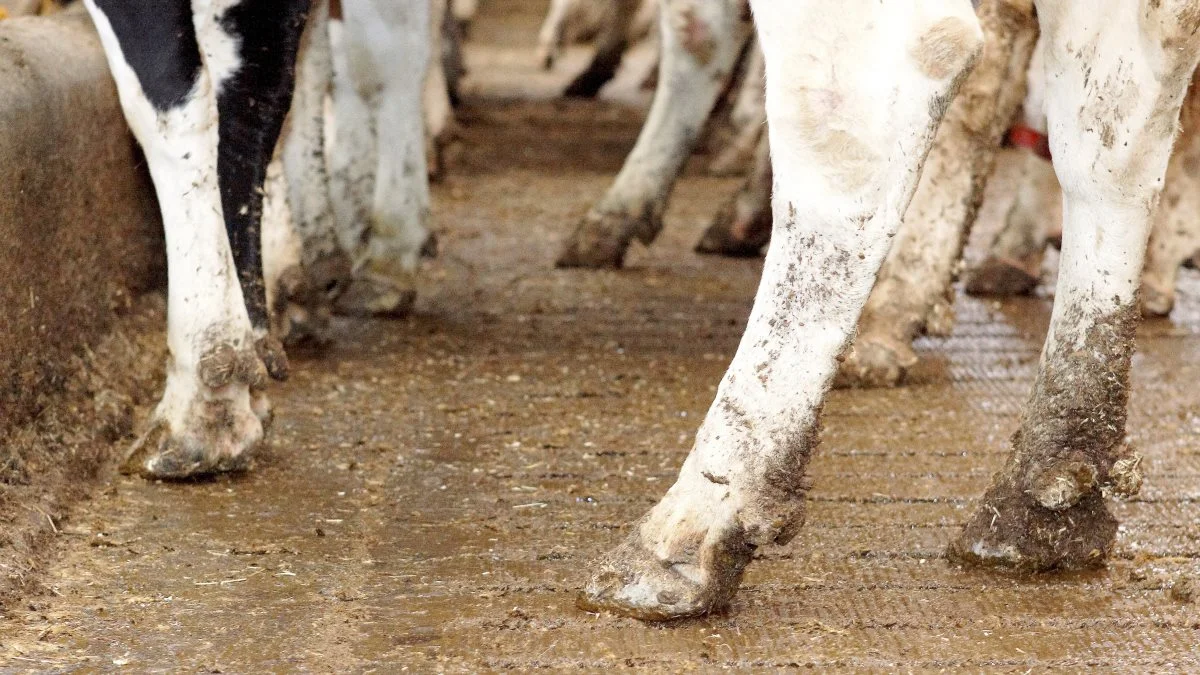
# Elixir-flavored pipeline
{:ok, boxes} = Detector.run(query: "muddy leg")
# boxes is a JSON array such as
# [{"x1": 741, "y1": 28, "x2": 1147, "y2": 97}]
[
  {"x1": 1142, "y1": 79, "x2": 1200, "y2": 318},
  {"x1": 836, "y1": 0, "x2": 1037, "y2": 388},
  {"x1": 271, "y1": 0, "x2": 353, "y2": 345},
  {"x1": 694, "y1": 132, "x2": 772, "y2": 257},
  {"x1": 579, "y1": 0, "x2": 982, "y2": 620},
  {"x1": 949, "y1": 0, "x2": 1200, "y2": 571},
  {"x1": 334, "y1": 0, "x2": 433, "y2": 317},
  {"x1": 556, "y1": 0, "x2": 745, "y2": 269}
]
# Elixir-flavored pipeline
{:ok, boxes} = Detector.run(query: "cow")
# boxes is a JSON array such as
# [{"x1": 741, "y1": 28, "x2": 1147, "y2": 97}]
[
  {"x1": 83, "y1": 0, "x2": 435, "y2": 478},
  {"x1": 578, "y1": 0, "x2": 1200, "y2": 621}
]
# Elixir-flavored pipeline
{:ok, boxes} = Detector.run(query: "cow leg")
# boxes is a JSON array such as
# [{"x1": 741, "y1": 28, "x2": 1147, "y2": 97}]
[
  {"x1": 272, "y1": 0, "x2": 353, "y2": 345},
  {"x1": 84, "y1": 0, "x2": 306, "y2": 478},
  {"x1": 326, "y1": 7, "x2": 374, "y2": 263},
  {"x1": 451, "y1": 0, "x2": 477, "y2": 33},
  {"x1": 333, "y1": 0, "x2": 433, "y2": 317},
  {"x1": 425, "y1": 0, "x2": 454, "y2": 182},
  {"x1": 694, "y1": 131, "x2": 771, "y2": 257},
  {"x1": 836, "y1": 0, "x2": 1037, "y2": 388},
  {"x1": 949, "y1": 0, "x2": 1200, "y2": 571},
  {"x1": 963, "y1": 149, "x2": 1061, "y2": 296},
  {"x1": 535, "y1": 0, "x2": 577, "y2": 70},
  {"x1": 563, "y1": 0, "x2": 640, "y2": 98},
  {"x1": 964, "y1": 35, "x2": 1060, "y2": 297},
  {"x1": 706, "y1": 36, "x2": 765, "y2": 177},
  {"x1": 579, "y1": 0, "x2": 982, "y2": 620},
  {"x1": 1142, "y1": 83, "x2": 1200, "y2": 317},
  {"x1": 557, "y1": 0, "x2": 744, "y2": 268}
]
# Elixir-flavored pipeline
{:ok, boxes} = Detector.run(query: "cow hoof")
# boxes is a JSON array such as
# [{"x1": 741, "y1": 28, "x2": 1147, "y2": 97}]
[
  {"x1": 334, "y1": 261, "x2": 418, "y2": 318},
  {"x1": 834, "y1": 336, "x2": 918, "y2": 389},
  {"x1": 1141, "y1": 282, "x2": 1174, "y2": 318},
  {"x1": 947, "y1": 476, "x2": 1117, "y2": 572},
  {"x1": 274, "y1": 251, "x2": 353, "y2": 346},
  {"x1": 964, "y1": 256, "x2": 1040, "y2": 297},
  {"x1": 556, "y1": 210, "x2": 652, "y2": 269},
  {"x1": 123, "y1": 375, "x2": 266, "y2": 481},
  {"x1": 578, "y1": 519, "x2": 753, "y2": 621},
  {"x1": 694, "y1": 202, "x2": 770, "y2": 258}
]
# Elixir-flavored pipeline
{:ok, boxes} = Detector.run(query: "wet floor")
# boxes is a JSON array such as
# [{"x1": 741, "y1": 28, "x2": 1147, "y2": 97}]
[{"x1": 4, "y1": 2, "x2": 1200, "y2": 671}]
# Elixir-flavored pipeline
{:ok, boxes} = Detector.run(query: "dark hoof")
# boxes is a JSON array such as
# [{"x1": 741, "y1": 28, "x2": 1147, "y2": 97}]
[
  {"x1": 556, "y1": 209, "x2": 658, "y2": 269},
  {"x1": 334, "y1": 278, "x2": 417, "y2": 318},
  {"x1": 964, "y1": 256, "x2": 1041, "y2": 297},
  {"x1": 563, "y1": 71, "x2": 609, "y2": 99},
  {"x1": 694, "y1": 202, "x2": 770, "y2": 258},
  {"x1": 947, "y1": 479, "x2": 1117, "y2": 572}
]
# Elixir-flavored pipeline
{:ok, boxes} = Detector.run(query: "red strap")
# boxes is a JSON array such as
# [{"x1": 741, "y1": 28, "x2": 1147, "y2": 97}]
[{"x1": 1008, "y1": 124, "x2": 1052, "y2": 161}]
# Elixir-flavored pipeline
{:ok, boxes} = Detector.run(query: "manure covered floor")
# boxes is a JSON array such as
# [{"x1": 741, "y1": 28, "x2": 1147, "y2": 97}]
[{"x1": 2, "y1": 1, "x2": 1199, "y2": 670}]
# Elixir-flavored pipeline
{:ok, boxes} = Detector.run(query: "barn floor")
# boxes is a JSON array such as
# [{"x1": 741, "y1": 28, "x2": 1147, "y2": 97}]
[{"x1": 3, "y1": 2, "x2": 1200, "y2": 671}]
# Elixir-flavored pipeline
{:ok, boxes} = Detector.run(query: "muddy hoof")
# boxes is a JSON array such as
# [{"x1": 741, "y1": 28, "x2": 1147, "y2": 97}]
[
  {"x1": 274, "y1": 251, "x2": 353, "y2": 346},
  {"x1": 420, "y1": 231, "x2": 440, "y2": 259},
  {"x1": 947, "y1": 479, "x2": 1117, "y2": 572},
  {"x1": 834, "y1": 337, "x2": 918, "y2": 389},
  {"x1": 334, "y1": 257, "x2": 418, "y2": 318},
  {"x1": 122, "y1": 414, "x2": 260, "y2": 480},
  {"x1": 694, "y1": 203, "x2": 770, "y2": 258},
  {"x1": 255, "y1": 335, "x2": 290, "y2": 383},
  {"x1": 1141, "y1": 282, "x2": 1174, "y2": 318},
  {"x1": 335, "y1": 279, "x2": 417, "y2": 318},
  {"x1": 578, "y1": 526, "x2": 752, "y2": 621},
  {"x1": 556, "y1": 209, "x2": 656, "y2": 269},
  {"x1": 964, "y1": 256, "x2": 1040, "y2": 297}
]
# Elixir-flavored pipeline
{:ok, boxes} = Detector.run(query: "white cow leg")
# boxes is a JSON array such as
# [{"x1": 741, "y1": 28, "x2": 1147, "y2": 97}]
[
  {"x1": 964, "y1": 33, "x2": 1062, "y2": 297},
  {"x1": 273, "y1": 0, "x2": 352, "y2": 344},
  {"x1": 579, "y1": 0, "x2": 982, "y2": 620},
  {"x1": 949, "y1": 0, "x2": 1200, "y2": 571},
  {"x1": 556, "y1": 0, "x2": 745, "y2": 268},
  {"x1": 694, "y1": 132, "x2": 772, "y2": 257},
  {"x1": 837, "y1": 0, "x2": 1037, "y2": 388},
  {"x1": 706, "y1": 38, "x2": 765, "y2": 177},
  {"x1": 963, "y1": 148, "x2": 1061, "y2": 296},
  {"x1": 335, "y1": 0, "x2": 433, "y2": 317},
  {"x1": 1142, "y1": 80, "x2": 1200, "y2": 317},
  {"x1": 424, "y1": 0, "x2": 455, "y2": 182}
]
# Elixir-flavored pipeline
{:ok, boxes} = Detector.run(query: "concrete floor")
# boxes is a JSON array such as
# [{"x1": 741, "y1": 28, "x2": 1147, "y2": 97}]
[{"x1": 2, "y1": 1, "x2": 1199, "y2": 671}]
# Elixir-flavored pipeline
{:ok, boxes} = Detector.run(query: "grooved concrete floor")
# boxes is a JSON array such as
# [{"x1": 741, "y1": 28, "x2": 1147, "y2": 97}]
[{"x1": 2, "y1": 2, "x2": 1199, "y2": 671}]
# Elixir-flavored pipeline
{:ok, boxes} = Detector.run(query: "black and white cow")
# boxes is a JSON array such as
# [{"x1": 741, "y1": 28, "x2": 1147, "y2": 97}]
[
  {"x1": 83, "y1": 0, "x2": 436, "y2": 477},
  {"x1": 84, "y1": 0, "x2": 309, "y2": 478}
]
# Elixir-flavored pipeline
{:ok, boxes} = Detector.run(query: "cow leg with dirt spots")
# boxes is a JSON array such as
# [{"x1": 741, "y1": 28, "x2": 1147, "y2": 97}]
[
  {"x1": 580, "y1": 0, "x2": 1200, "y2": 620},
  {"x1": 835, "y1": 0, "x2": 1037, "y2": 388},
  {"x1": 557, "y1": 0, "x2": 748, "y2": 268},
  {"x1": 968, "y1": 41, "x2": 1200, "y2": 319},
  {"x1": 84, "y1": 0, "x2": 307, "y2": 478},
  {"x1": 949, "y1": 0, "x2": 1200, "y2": 565}
]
